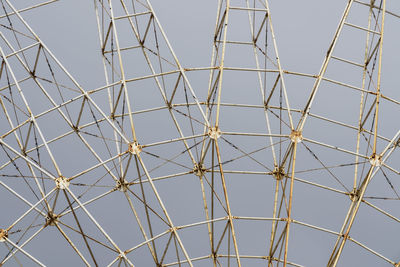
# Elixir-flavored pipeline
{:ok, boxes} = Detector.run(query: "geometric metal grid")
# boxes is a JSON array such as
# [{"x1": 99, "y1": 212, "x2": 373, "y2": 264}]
[{"x1": 0, "y1": 0, "x2": 399, "y2": 266}]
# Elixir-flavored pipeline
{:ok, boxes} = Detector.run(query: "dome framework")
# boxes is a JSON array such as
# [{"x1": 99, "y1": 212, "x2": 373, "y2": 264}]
[{"x1": 0, "y1": 0, "x2": 400, "y2": 266}]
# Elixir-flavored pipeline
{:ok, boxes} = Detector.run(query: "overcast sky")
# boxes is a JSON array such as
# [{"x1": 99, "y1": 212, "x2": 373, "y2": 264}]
[{"x1": 1, "y1": 1, "x2": 400, "y2": 266}]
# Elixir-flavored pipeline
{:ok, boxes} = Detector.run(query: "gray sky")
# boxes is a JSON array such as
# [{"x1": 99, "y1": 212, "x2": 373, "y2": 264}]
[{"x1": 1, "y1": 1, "x2": 400, "y2": 266}]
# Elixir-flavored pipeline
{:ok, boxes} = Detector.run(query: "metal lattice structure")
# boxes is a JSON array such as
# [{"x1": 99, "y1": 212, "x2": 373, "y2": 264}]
[{"x1": 1, "y1": 0, "x2": 400, "y2": 266}]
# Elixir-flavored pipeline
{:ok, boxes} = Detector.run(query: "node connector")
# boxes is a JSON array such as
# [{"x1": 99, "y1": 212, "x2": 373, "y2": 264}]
[
  {"x1": 118, "y1": 252, "x2": 126, "y2": 259},
  {"x1": 193, "y1": 163, "x2": 206, "y2": 177},
  {"x1": 0, "y1": 229, "x2": 8, "y2": 242},
  {"x1": 128, "y1": 142, "x2": 142, "y2": 155},
  {"x1": 116, "y1": 180, "x2": 128, "y2": 192},
  {"x1": 290, "y1": 130, "x2": 303, "y2": 143},
  {"x1": 272, "y1": 166, "x2": 285, "y2": 180},
  {"x1": 45, "y1": 212, "x2": 59, "y2": 226},
  {"x1": 55, "y1": 176, "x2": 70, "y2": 189},
  {"x1": 349, "y1": 189, "x2": 360, "y2": 202},
  {"x1": 208, "y1": 126, "x2": 221, "y2": 140},
  {"x1": 369, "y1": 153, "x2": 382, "y2": 167}
]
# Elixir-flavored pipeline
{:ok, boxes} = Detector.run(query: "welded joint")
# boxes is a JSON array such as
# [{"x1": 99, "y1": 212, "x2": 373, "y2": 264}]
[
  {"x1": 395, "y1": 138, "x2": 400, "y2": 147},
  {"x1": 169, "y1": 226, "x2": 179, "y2": 232},
  {"x1": 166, "y1": 101, "x2": 173, "y2": 110},
  {"x1": 281, "y1": 217, "x2": 293, "y2": 223},
  {"x1": 0, "y1": 229, "x2": 8, "y2": 242},
  {"x1": 341, "y1": 233, "x2": 350, "y2": 240},
  {"x1": 118, "y1": 252, "x2": 126, "y2": 259}
]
